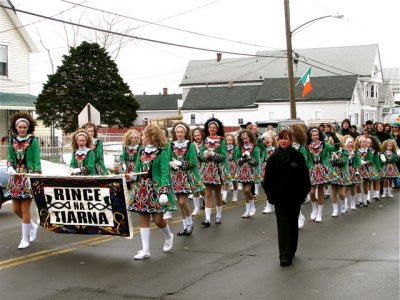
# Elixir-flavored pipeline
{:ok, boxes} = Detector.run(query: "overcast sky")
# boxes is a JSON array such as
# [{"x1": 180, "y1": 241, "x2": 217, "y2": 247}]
[{"x1": 8, "y1": 0, "x2": 400, "y2": 96}]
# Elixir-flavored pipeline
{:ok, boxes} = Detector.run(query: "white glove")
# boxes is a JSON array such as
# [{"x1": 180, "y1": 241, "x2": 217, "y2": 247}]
[
  {"x1": 127, "y1": 173, "x2": 137, "y2": 181},
  {"x1": 69, "y1": 168, "x2": 82, "y2": 175},
  {"x1": 208, "y1": 150, "x2": 216, "y2": 157},
  {"x1": 7, "y1": 166, "x2": 16, "y2": 176},
  {"x1": 380, "y1": 153, "x2": 386, "y2": 163},
  {"x1": 121, "y1": 163, "x2": 127, "y2": 172},
  {"x1": 159, "y1": 194, "x2": 168, "y2": 205},
  {"x1": 397, "y1": 149, "x2": 400, "y2": 156},
  {"x1": 169, "y1": 158, "x2": 182, "y2": 169},
  {"x1": 243, "y1": 151, "x2": 250, "y2": 159},
  {"x1": 203, "y1": 150, "x2": 209, "y2": 157},
  {"x1": 361, "y1": 160, "x2": 367, "y2": 165}
]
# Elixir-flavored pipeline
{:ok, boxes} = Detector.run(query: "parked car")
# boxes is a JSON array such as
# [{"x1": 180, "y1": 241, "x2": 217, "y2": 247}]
[
  {"x1": 0, "y1": 160, "x2": 10, "y2": 209},
  {"x1": 306, "y1": 119, "x2": 341, "y2": 132},
  {"x1": 241, "y1": 119, "x2": 306, "y2": 135}
]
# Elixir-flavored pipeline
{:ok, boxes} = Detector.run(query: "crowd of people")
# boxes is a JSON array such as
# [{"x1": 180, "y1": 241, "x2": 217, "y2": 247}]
[{"x1": 5, "y1": 112, "x2": 400, "y2": 266}]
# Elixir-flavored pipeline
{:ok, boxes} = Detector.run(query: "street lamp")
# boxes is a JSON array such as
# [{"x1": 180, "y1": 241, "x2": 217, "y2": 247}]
[{"x1": 284, "y1": 0, "x2": 343, "y2": 119}]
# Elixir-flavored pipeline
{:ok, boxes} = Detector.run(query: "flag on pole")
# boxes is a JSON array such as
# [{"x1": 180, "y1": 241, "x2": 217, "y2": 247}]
[{"x1": 300, "y1": 66, "x2": 312, "y2": 97}]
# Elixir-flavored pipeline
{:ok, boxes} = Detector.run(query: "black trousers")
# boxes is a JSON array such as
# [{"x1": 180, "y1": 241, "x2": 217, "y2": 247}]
[{"x1": 274, "y1": 201, "x2": 301, "y2": 259}]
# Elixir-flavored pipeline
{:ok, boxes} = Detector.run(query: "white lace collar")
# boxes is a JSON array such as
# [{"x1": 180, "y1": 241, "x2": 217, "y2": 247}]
[
  {"x1": 128, "y1": 144, "x2": 139, "y2": 150},
  {"x1": 144, "y1": 145, "x2": 157, "y2": 153},
  {"x1": 243, "y1": 143, "x2": 253, "y2": 149},
  {"x1": 76, "y1": 147, "x2": 90, "y2": 155},
  {"x1": 16, "y1": 134, "x2": 32, "y2": 141},
  {"x1": 173, "y1": 139, "x2": 189, "y2": 148}
]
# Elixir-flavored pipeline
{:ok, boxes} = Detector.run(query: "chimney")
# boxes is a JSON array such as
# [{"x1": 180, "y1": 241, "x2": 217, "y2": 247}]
[
  {"x1": 216, "y1": 52, "x2": 222, "y2": 62},
  {"x1": 163, "y1": 87, "x2": 168, "y2": 96}
]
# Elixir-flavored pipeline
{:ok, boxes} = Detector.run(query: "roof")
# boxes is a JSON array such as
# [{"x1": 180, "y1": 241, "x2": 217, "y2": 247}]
[
  {"x1": 256, "y1": 75, "x2": 359, "y2": 102},
  {"x1": 1, "y1": 1, "x2": 38, "y2": 52},
  {"x1": 181, "y1": 85, "x2": 259, "y2": 110},
  {"x1": 180, "y1": 45, "x2": 378, "y2": 86},
  {"x1": 0, "y1": 92, "x2": 36, "y2": 109},
  {"x1": 383, "y1": 68, "x2": 400, "y2": 91},
  {"x1": 134, "y1": 94, "x2": 182, "y2": 111}
]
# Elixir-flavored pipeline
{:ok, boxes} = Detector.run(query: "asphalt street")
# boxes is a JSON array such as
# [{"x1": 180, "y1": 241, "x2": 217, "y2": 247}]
[{"x1": 0, "y1": 190, "x2": 399, "y2": 300}]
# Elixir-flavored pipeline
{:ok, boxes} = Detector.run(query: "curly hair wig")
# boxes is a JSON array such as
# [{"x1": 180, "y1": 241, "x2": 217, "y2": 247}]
[
  {"x1": 204, "y1": 117, "x2": 225, "y2": 137},
  {"x1": 142, "y1": 125, "x2": 167, "y2": 148},
  {"x1": 81, "y1": 122, "x2": 98, "y2": 138},
  {"x1": 237, "y1": 129, "x2": 256, "y2": 147},
  {"x1": 71, "y1": 129, "x2": 92, "y2": 151},
  {"x1": 171, "y1": 121, "x2": 191, "y2": 141},
  {"x1": 10, "y1": 112, "x2": 36, "y2": 135},
  {"x1": 123, "y1": 129, "x2": 140, "y2": 147}
]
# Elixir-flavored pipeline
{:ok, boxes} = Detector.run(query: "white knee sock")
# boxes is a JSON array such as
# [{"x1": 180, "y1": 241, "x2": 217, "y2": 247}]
[
  {"x1": 161, "y1": 224, "x2": 172, "y2": 238},
  {"x1": 193, "y1": 197, "x2": 201, "y2": 210},
  {"x1": 181, "y1": 218, "x2": 187, "y2": 229},
  {"x1": 140, "y1": 227, "x2": 150, "y2": 252},
  {"x1": 222, "y1": 191, "x2": 228, "y2": 201},
  {"x1": 205, "y1": 207, "x2": 211, "y2": 221},
  {"x1": 216, "y1": 206, "x2": 222, "y2": 218},
  {"x1": 187, "y1": 216, "x2": 193, "y2": 226},
  {"x1": 232, "y1": 190, "x2": 238, "y2": 201}
]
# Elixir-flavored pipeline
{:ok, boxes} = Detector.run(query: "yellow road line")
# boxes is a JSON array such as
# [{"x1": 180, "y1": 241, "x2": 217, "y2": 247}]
[{"x1": 0, "y1": 196, "x2": 265, "y2": 270}]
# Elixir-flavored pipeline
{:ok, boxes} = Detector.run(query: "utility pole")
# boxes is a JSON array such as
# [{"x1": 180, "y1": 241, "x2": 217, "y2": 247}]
[{"x1": 284, "y1": 0, "x2": 297, "y2": 119}]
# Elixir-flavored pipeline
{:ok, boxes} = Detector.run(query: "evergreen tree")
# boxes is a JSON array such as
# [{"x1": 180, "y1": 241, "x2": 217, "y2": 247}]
[{"x1": 35, "y1": 41, "x2": 139, "y2": 133}]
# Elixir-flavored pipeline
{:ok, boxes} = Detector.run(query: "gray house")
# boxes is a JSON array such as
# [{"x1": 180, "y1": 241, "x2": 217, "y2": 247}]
[{"x1": 180, "y1": 44, "x2": 394, "y2": 127}]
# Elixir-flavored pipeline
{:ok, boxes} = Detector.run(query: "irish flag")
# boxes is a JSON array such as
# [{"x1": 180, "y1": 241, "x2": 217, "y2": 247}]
[{"x1": 300, "y1": 66, "x2": 312, "y2": 97}]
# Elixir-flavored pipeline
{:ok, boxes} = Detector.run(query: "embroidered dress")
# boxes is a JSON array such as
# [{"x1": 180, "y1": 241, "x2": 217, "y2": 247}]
[
  {"x1": 368, "y1": 150, "x2": 381, "y2": 180},
  {"x1": 6, "y1": 135, "x2": 41, "y2": 199},
  {"x1": 128, "y1": 147, "x2": 176, "y2": 214},
  {"x1": 200, "y1": 136, "x2": 231, "y2": 185},
  {"x1": 347, "y1": 149, "x2": 363, "y2": 184},
  {"x1": 305, "y1": 141, "x2": 338, "y2": 185},
  {"x1": 121, "y1": 144, "x2": 139, "y2": 184},
  {"x1": 381, "y1": 150, "x2": 400, "y2": 178},
  {"x1": 357, "y1": 148, "x2": 372, "y2": 179},
  {"x1": 234, "y1": 143, "x2": 261, "y2": 183},
  {"x1": 92, "y1": 138, "x2": 108, "y2": 175},
  {"x1": 226, "y1": 144, "x2": 237, "y2": 181},
  {"x1": 70, "y1": 147, "x2": 96, "y2": 175},
  {"x1": 330, "y1": 148, "x2": 351, "y2": 186},
  {"x1": 261, "y1": 146, "x2": 275, "y2": 176},
  {"x1": 167, "y1": 140, "x2": 204, "y2": 194}
]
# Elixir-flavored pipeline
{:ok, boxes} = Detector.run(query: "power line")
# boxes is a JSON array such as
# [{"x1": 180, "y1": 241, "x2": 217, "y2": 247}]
[
  {"x1": 0, "y1": 4, "x2": 285, "y2": 59},
  {"x1": 0, "y1": 0, "x2": 87, "y2": 34},
  {"x1": 61, "y1": 0, "x2": 280, "y2": 51}
]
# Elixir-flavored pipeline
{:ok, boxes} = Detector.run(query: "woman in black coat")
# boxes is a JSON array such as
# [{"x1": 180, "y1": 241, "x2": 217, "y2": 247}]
[{"x1": 262, "y1": 130, "x2": 311, "y2": 267}]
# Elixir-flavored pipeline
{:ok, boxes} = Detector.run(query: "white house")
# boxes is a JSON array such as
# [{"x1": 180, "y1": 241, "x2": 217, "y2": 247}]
[
  {"x1": 179, "y1": 44, "x2": 394, "y2": 128},
  {"x1": 0, "y1": 1, "x2": 42, "y2": 137}
]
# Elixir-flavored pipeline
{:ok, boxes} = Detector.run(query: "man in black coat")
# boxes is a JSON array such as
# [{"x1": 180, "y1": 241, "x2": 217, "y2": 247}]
[{"x1": 262, "y1": 130, "x2": 311, "y2": 267}]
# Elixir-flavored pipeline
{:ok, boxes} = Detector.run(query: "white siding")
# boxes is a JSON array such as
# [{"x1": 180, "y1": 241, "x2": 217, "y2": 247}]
[
  {"x1": 134, "y1": 110, "x2": 179, "y2": 125},
  {"x1": 0, "y1": 8, "x2": 31, "y2": 94}
]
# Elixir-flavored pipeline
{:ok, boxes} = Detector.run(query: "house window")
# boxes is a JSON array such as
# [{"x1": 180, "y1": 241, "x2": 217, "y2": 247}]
[
  {"x1": 190, "y1": 114, "x2": 196, "y2": 125},
  {"x1": 268, "y1": 112, "x2": 275, "y2": 120},
  {"x1": 238, "y1": 118, "x2": 243, "y2": 125},
  {"x1": 143, "y1": 117, "x2": 149, "y2": 125},
  {"x1": 0, "y1": 44, "x2": 8, "y2": 77},
  {"x1": 314, "y1": 110, "x2": 322, "y2": 119},
  {"x1": 366, "y1": 83, "x2": 378, "y2": 98}
]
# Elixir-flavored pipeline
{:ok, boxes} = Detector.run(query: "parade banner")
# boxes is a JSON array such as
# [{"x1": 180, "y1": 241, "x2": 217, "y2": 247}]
[{"x1": 29, "y1": 175, "x2": 133, "y2": 237}]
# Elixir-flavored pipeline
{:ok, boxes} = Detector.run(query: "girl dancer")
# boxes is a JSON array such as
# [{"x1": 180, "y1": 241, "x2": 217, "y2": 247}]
[
  {"x1": 305, "y1": 127, "x2": 339, "y2": 223},
  {"x1": 260, "y1": 131, "x2": 277, "y2": 214},
  {"x1": 70, "y1": 129, "x2": 95, "y2": 175},
  {"x1": 6, "y1": 113, "x2": 41, "y2": 249},
  {"x1": 128, "y1": 125, "x2": 176, "y2": 259},
  {"x1": 223, "y1": 133, "x2": 238, "y2": 203},
  {"x1": 235, "y1": 129, "x2": 261, "y2": 218},
  {"x1": 380, "y1": 140, "x2": 400, "y2": 197},
  {"x1": 328, "y1": 135, "x2": 350, "y2": 217},
  {"x1": 367, "y1": 137, "x2": 382, "y2": 202},
  {"x1": 167, "y1": 122, "x2": 204, "y2": 236},
  {"x1": 343, "y1": 135, "x2": 362, "y2": 210},
  {"x1": 82, "y1": 122, "x2": 108, "y2": 175},
  {"x1": 191, "y1": 127, "x2": 206, "y2": 215},
  {"x1": 120, "y1": 129, "x2": 141, "y2": 188},
  {"x1": 200, "y1": 118, "x2": 230, "y2": 226},
  {"x1": 354, "y1": 136, "x2": 373, "y2": 207}
]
